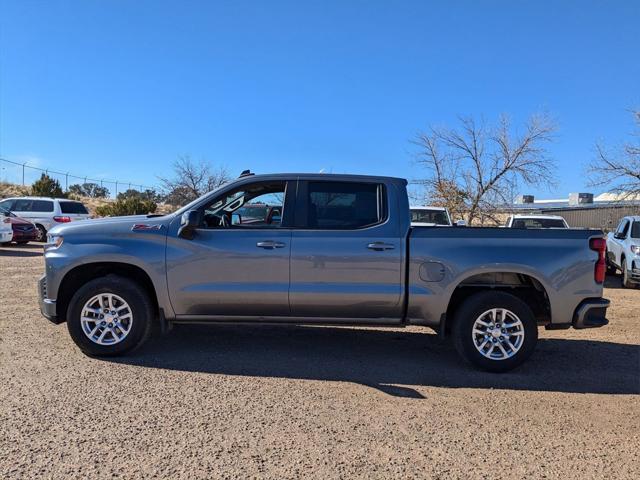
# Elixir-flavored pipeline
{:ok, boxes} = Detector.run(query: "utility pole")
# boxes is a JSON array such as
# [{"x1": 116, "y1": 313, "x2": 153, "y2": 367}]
[{"x1": 22, "y1": 162, "x2": 26, "y2": 185}]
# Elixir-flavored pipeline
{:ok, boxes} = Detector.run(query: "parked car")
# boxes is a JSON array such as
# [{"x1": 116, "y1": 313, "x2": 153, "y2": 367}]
[
  {"x1": 0, "y1": 205, "x2": 38, "y2": 244},
  {"x1": 234, "y1": 203, "x2": 282, "y2": 226},
  {"x1": 38, "y1": 173, "x2": 609, "y2": 372},
  {"x1": 0, "y1": 209, "x2": 12, "y2": 244},
  {"x1": 504, "y1": 214, "x2": 569, "y2": 229},
  {"x1": 0, "y1": 197, "x2": 90, "y2": 242},
  {"x1": 606, "y1": 216, "x2": 640, "y2": 288},
  {"x1": 410, "y1": 206, "x2": 452, "y2": 226}
]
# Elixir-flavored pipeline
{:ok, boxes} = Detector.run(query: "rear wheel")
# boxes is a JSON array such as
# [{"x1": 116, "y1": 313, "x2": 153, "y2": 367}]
[
  {"x1": 66, "y1": 275, "x2": 154, "y2": 356},
  {"x1": 452, "y1": 291, "x2": 538, "y2": 372}
]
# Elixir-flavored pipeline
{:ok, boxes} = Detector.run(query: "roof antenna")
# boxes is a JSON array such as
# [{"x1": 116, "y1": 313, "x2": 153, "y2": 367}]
[{"x1": 239, "y1": 169, "x2": 254, "y2": 178}]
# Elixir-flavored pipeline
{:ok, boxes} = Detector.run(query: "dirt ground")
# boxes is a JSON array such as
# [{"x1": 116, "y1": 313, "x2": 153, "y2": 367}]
[{"x1": 1, "y1": 243, "x2": 638, "y2": 479}]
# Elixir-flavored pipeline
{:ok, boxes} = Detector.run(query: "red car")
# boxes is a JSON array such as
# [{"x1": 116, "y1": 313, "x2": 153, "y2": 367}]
[{"x1": 0, "y1": 205, "x2": 38, "y2": 244}]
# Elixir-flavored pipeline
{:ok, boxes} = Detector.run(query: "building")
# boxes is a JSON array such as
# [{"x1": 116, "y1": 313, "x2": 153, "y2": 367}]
[{"x1": 509, "y1": 192, "x2": 640, "y2": 230}]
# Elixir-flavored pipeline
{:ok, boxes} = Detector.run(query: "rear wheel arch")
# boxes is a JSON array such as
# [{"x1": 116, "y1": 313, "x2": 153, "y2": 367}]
[
  {"x1": 443, "y1": 271, "x2": 551, "y2": 336},
  {"x1": 34, "y1": 223, "x2": 47, "y2": 242},
  {"x1": 57, "y1": 262, "x2": 159, "y2": 323}
]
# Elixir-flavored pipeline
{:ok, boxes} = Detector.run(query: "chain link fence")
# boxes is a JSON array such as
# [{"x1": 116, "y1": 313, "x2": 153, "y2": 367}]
[{"x1": 0, "y1": 157, "x2": 158, "y2": 198}]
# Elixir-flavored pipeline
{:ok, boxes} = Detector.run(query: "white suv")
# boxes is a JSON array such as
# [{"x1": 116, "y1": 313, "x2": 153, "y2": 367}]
[
  {"x1": 606, "y1": 216, "x2": 640, "y2": 288},
  {"x1": 0, "y1": 197, "x2": 90, "y2": 242}
]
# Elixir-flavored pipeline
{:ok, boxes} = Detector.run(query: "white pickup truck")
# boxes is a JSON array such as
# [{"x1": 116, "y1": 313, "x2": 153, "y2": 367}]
[{"x1": 606, "y1": 216, "x2": 640, "y2": 288}]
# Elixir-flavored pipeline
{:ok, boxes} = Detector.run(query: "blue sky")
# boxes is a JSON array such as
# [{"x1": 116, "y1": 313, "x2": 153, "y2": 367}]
[{"x1": 0, "y1": 0, "x2": 638, "y2": 198}]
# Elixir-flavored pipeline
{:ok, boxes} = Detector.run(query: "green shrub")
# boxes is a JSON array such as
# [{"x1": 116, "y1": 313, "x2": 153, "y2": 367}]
[
  {"x1": 95, "y1": 197, "x2": 157, "y2": 217},
  {"x1": 31, "y1": 174, "x2": 65, "y2": 198}
]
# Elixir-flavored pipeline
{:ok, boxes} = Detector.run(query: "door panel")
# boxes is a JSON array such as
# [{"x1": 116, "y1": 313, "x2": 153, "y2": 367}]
[
  {"x1": 289, "y1": 180, "x2": 404, "y2": 320},
  {"x1": 166, "y1": 229, "x2": 291, "y2": 316},
  {"x1": 166, "y1": 178, "x2": 293, "y2": 318},
  {"x1": 289, "y1": 231, "x2": 402, "y2": 318}
]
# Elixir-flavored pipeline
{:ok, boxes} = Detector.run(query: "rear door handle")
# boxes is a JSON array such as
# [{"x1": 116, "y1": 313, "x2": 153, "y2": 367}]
[
  {"x1": 256, "y1": 241, "x2": 286, "y2": 249},
  {"x1": 367, "y1": 242, "x2": 395, "y2": 251}
]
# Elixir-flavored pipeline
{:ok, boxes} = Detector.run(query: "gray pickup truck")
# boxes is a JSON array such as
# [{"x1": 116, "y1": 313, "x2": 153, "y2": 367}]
[{"x1": 39, "y1": 173, "x2": 610, "y2": 371}]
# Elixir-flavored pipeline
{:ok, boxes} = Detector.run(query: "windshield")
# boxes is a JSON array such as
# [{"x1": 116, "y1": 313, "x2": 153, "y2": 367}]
[
  {"x1": 0, "y1": 205, "x2": 13, "y2": 217},
  {"x1": 512, "y1": 218, "x2": 567, "y2": 228},
  {"x1": 173, "y1": 181, "x2": 232, "y2": 217},
  {"x1": 411, "y1": 209, "x2": 450, "y2": 225}
]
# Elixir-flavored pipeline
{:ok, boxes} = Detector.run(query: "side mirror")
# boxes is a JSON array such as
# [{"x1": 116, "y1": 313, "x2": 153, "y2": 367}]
[
  {"x1": 614, "y1": 232, "x2": 624, "y2": 240},
  {"x1": 178, "y1": 210, "x2": 201, "y2": 239},
  {"x1": 455, "y1": 220, "x2": 467, "y2": 227},
  {"x1": 231, "y1": 213, "x2": 242, "y2": 225}
]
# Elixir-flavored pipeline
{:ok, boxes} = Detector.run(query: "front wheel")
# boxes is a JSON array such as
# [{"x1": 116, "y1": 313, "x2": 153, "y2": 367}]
[
  {"x1": 452, "y1": 291, "x2": 538, "y2": 372},
  {"x1": 622, "y1": 258, "x2": 635, "y2": 288},
  {"x1": 66, "y1": 275, "x2": 154, "y2": 356}
]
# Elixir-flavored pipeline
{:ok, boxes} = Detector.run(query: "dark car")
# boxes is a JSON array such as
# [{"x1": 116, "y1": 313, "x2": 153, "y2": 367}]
[{"x1": 0, "y1": 205, "x2": 38, "y2": 244}]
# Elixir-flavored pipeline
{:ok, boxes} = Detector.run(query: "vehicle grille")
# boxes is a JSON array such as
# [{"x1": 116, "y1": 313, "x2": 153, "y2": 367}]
[{"x1": 15, "y1": 225, "x2": 34, "y2": 232}]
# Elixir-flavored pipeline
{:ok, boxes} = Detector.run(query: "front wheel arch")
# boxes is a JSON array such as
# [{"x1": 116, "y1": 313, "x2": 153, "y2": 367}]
[{"x1": 57, "y1": 262, "x2": 159, "y2": 324}]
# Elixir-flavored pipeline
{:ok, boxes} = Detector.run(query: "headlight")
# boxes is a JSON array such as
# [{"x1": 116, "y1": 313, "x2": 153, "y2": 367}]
[
  {"x1": 46, "y1": 234, "x2": 64, "y2": 249},
  {"x1": 631, "y1": 245, "x2": 640, "y2": 255}
]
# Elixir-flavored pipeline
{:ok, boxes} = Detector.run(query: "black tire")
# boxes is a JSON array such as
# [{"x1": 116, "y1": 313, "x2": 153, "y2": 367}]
[
  {"x1": 621, "y1": 258, "x2": 635, "y2": 288},
  {"x1": 66, "y1": 275, "x2": 154, "y2": 356},
  {"x1": 452, "y1": 291, "x2": 538, "y2": 373},
  {"x1": 605, "y1": 251, "x2": 617, "y2": 275},
  {"x1": 35, "y1": 224, "x2": 47, "y2": 243}
]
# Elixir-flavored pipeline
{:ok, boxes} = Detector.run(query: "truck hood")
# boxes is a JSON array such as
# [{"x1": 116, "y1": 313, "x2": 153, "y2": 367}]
[{"x1": 48, "y1": 214, "x2": 174, "y2": 236}]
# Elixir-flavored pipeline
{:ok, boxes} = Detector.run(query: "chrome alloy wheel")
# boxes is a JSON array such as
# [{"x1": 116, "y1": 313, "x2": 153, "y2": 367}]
[
  {"x1": 80, "y1": 293, "x2": 133, "y2": 346},
  {"x1": 471, "y1": 308, "x2": 525, "y2": 361}
]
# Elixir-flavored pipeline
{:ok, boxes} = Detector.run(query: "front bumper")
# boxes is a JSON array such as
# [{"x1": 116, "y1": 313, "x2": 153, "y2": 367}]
[
  {"x1": 572, "y1": 298, "x2": 610, "y2": 329},
  {"x1": 38, "y1": 275, "x2": 62, "y2": 324},
  {"x1": 12, "y1": 229, "x2": 37, "y2": 242}
]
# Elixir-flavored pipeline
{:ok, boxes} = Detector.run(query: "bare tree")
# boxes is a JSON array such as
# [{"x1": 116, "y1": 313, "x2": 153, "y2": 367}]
[
  {"x1": 413, "y1": 114, "x2": 557, "y2": 225},
  {"x1": 159, "y1": 155, "x2": 231, "y2": 206},
  {"x1": 588, "y1": 110, "x2": 640, "y2": 200}
]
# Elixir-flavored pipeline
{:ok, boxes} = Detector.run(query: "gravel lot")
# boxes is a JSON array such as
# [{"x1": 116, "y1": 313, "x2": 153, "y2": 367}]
[{"x1": 1, "y1": 243, "x2": 639, "y2": 479}]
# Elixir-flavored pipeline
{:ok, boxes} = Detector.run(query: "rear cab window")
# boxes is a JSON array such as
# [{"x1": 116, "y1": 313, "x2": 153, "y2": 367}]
[
  {"x1": 512, "y1": 218, "x2": 567, "y2": 228},
  {"x1": 59, "y1": 201, "x2": 89, "y2": 214},
  {"x1": 304, "y1": 181, "x2": 385, "y2": 229},
  {"x1": 411, "y1": 209, "x2": 450, "y2": 225}
]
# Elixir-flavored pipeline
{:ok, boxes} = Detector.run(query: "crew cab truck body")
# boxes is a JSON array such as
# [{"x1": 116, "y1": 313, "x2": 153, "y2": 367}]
[{"x1": 39, "y1": 173, "x2": 610, "y2": 372}]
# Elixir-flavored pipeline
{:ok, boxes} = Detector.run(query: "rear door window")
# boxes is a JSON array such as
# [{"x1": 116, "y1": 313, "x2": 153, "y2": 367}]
[
  {"x1": 59, "y1": 201, "x2": 89, "y2": 214},
  {"x1": 31, "y1": 200, "x2": 54, "y2": 212},
  {"x1": 306, "y1": 181, "x2": 384, "y2": 229}
]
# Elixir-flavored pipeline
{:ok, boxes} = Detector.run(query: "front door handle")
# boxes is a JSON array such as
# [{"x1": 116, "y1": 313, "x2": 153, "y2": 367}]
[
  {"x1": 256, "y1": 241, "x2": 286, "y2": 249},
  {"x1": 367, "y1": 242, "x2": 395, "y2": 251}
]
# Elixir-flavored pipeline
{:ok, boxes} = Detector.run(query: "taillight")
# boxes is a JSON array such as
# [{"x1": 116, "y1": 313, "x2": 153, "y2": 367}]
[
  {"x1": 590, "y1": 237, "x2": 606, "y2": 284},
  {"x1": 53, "y1": 216, "x2": 71, "y2": 223}
]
